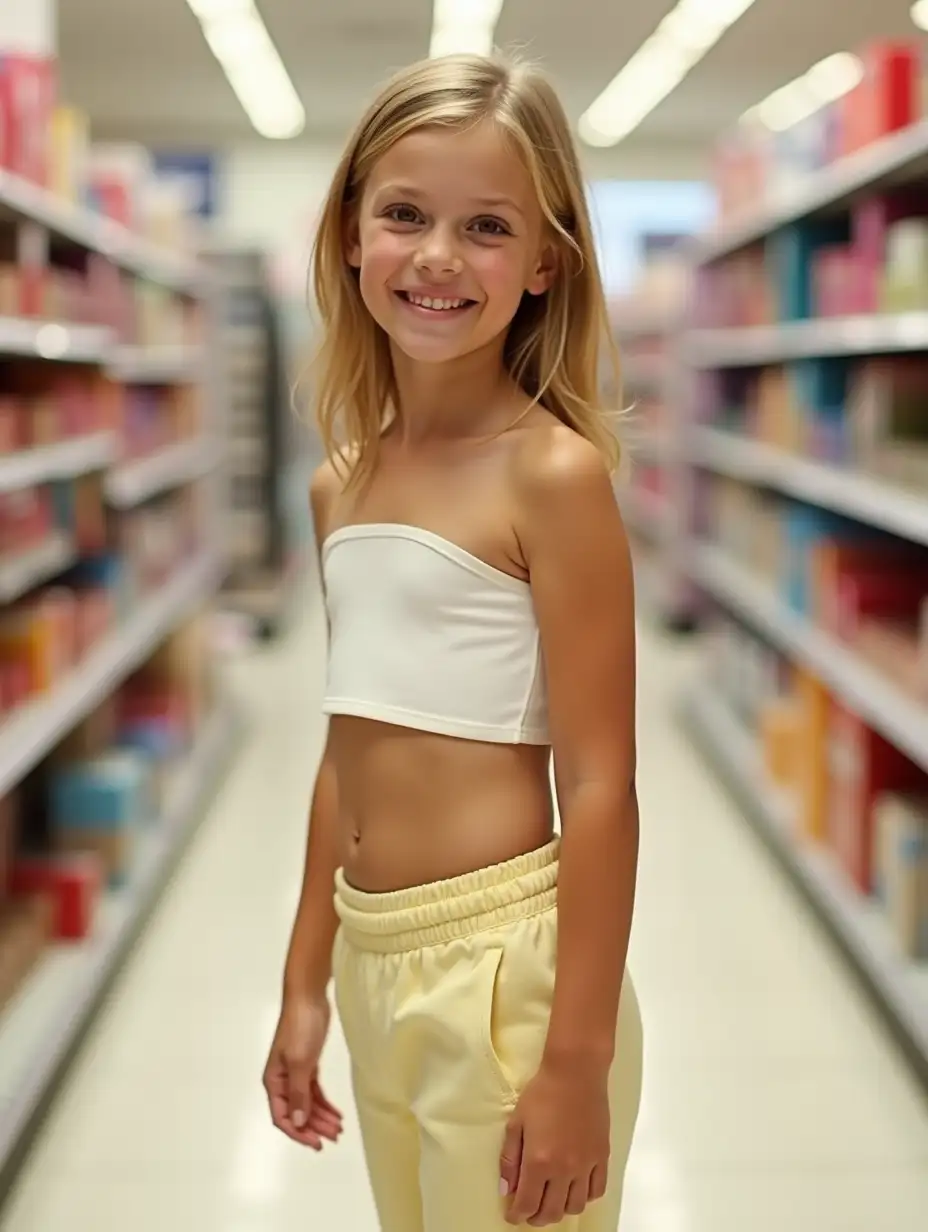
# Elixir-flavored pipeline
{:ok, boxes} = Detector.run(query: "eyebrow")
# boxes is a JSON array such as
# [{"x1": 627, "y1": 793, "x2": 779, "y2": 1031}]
[{"x1": 374, "y1": 184, "x2": 525, "y2": 217}]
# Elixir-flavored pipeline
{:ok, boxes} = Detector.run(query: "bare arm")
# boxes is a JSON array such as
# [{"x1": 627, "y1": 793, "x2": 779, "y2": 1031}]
[
  {"x1": 283, "y1": 464, "x2": 342, "y2": 1000},
  {"x1": 520, "y1": 432, "x2": 638, "y2": 1068}
]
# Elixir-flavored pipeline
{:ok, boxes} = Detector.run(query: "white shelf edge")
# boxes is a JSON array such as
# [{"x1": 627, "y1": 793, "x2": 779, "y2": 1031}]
[
  {"x1": 108, "y1": 345, "x2": 203, "y2": 385},
  {"x1": 681, "y1": 686, "x2": 928, "y2": 1073},
  {"x1": 105, "y1": 438, "x2": 223, "y2": 509},
  {"x1": 0, "y1": 318, "x2": 112, "y2": 364},
  {"x1": 0, "y1": 552, "x2": 222, "y2": 799},
  {"x1": 0, "y1": 705, "x2": 240, "y2": 1176},
  {"x1": 688, "y1": 542, "x2": 928, "y2": 776},
  {"x1": 690, "y1": 428, "x2": 928, "y2": 547},
  {"x1": 0, "y1": 433, "x2": 116, "y2": 495},
  {"x1": 0, "y1": 169, "x2": 206, "y2": 296},
  {"x1": 694, "y1": 117, "x2": 928, "y2": 264},
  {"x1": 0, "y1": 534, "x2": 76, "y2": 605},
  {"x1": 686, "y1": 313, "x2": 928, "y2": 367}
]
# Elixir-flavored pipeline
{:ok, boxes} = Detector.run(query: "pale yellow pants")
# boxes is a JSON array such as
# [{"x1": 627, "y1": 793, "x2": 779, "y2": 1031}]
[{"x1": 333, "y1": 839, "x2": 643, "y2": 1231}]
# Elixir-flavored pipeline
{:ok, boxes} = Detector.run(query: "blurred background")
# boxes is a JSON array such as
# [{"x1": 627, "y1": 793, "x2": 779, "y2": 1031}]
[{"x1": 1, "y1": 1, "x2": 928, "y2": 1229}]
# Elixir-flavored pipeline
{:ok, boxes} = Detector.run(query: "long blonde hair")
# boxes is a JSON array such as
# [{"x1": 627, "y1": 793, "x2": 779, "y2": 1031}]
[{"x1": 309, "y1": 52, "x2": 622, "y2": 488}]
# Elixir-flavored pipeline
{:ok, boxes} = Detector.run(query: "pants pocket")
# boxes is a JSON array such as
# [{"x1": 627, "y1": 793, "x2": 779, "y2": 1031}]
[{"x1": 473, "y1": 945, "x2": 519, "y2": 1106}]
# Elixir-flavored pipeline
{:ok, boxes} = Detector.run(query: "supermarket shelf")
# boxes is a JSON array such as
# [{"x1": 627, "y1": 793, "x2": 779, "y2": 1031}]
[
  {"x1": 0, "y1": 433, "x2": 116, "y2": 495},
  {"x1": 0, "y1": 317, "x2": 111, "y2": 364},
  {"x1": 680, "y1": 686, "x2": 928, "y2": 1085},
  {"x1": 0, "y1": 168, "x2": 204, "y2": 296},
  {"x1": 688, "y1": 541, "x2": 928, "y2": 776},
  {"x1": 109, "y1": 345, "x2": 202, "y2": 385},
  {"x1": 694, "y1": 117, "x2": 928, "y2": 264},
  {"x1": 0, "y1": 704, "x2": 242, "y2": 1191},
  {"x1": 691, "y1": 428, "x2": 928, "y2": 547},
  {"x1": 0, "y1": 534, "x2": 76, "y2": 605},
  {"x1": 106, "y1": 438, "x2": 223, "y2": 509},
  {"x1": 687, "y1": 313, "x2": 928, "y2": 367},
  {"x1": 0, "y1": 552, "x2": 222, "y2": 800}
]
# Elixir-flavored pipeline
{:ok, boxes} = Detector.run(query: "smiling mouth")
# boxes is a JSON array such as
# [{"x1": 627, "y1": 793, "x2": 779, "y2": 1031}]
[{"x1": 395, "y1": 290, "x2": 477, "y2": 313}]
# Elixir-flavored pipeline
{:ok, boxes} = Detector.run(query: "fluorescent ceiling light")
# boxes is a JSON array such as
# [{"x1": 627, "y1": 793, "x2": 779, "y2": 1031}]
[
  {"x1": 579, "y1": 0, "x2": 758, "y2": 147},
  {"x1": 186, "y1": 0, "x2": 304, "y2": 139},
  {"x1": 743, "y1": 51, "x2": 863, "y2": 132},
  {"x1": 430, "y1": 0, "x2": 505, "y2": 58},
  {"x1": 912, "y1": 1, "x2": 928, "y2": 33}
]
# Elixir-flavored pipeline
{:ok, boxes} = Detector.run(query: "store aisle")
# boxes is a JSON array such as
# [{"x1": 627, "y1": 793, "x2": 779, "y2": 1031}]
[{"x1": 2, "y1": 597, "x2": 928, "y2": 1232}]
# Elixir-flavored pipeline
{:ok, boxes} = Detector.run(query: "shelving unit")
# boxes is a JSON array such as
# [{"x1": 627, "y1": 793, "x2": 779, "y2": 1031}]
[
  {"x1": 610, "y1": 281, "x2": 694, "y2": 631},
  {"x1": 682, "y1": 116, "x2": 928, "y2": 1084},
  {"x1": 207, "y1": 248, "x2": 311, "y2": 641},
  {"x1": 0, "y1": 155, "x2": 236, "y2": 1193},
  {"x1": 680, "y1": 686, "x2": 928, "y2": 1083}
]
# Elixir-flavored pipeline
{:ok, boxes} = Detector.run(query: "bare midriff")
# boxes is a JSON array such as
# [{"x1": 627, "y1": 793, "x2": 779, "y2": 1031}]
[{"x1": 329, "y1": 715, "x2": 554, "y2": 893}]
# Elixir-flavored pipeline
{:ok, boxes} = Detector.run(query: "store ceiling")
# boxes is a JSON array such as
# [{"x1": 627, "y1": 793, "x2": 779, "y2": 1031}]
[{"x1": 61, "y1": 0, "x2": 925, "y2": 167}]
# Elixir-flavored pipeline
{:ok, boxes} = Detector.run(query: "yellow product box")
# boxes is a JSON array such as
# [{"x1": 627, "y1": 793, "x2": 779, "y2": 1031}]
[
  {"x1": 761, "y1": 696, "x2": 800, "y2": 788},
  {"x1": 49, "y1": 106, "x2": 90, "y2": 205},
  {"x1": 794, "y1": 668, "x2": 830, "y2": 843}
]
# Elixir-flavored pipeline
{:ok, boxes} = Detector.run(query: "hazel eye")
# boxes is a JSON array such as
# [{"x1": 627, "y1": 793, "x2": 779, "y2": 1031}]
[
  {"x1": 385, "y1": 204, "x2": 421, "y2": 225},
  {"x1": 471, "y1": 217, "x2": 510, "y2": 236}
]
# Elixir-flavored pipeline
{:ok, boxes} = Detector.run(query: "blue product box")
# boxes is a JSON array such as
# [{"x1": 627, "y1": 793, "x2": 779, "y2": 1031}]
[
  {"x1": 792, "y1": 359, "x2": 851, "y2": 461},
  {"x1": 767, "y1": 220, "x2": 849, "y2": 321},
  {"x1": 50, "y1": 751, "x2": 153, "y2": 832},
  {"x1": 119, "y1": 719, "x2": 187, "y2": 764},
  {"x1": 780, "y1": 503, "x2": 858, "y2": 614}
]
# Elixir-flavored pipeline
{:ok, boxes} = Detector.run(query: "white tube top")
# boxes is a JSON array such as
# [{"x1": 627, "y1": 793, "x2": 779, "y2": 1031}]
[{"x1": 321, "y1": 523, "x2": 549, "y2": 744}]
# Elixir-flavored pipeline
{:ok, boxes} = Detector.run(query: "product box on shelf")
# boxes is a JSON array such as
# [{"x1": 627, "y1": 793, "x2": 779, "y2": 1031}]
[
  {"x1": 882, "y1": 218, "x2": 928, "y2": 312},
  {"x1": 873, "y1": 792, "x2": 928, "y2": 958},
  {"x1": 0, "y1": 52, "x2": 56, "y2": 187},
  {"x1": 827, "y1": 704, "x2": 925, "y2": 893},
  {"x1": 0, "y1": 792, "x2": 20, "y2": 899},
  {"x1": 767, "y1": 220, "x2": 850, "y2": 322},
  {"x1": 840, "y1": 41, "x2": 921, "y2": 159},
  {"x1": 761, "y1": 695, "x2": 801, "y2": 788},
  {"x1": 793, "y1": 668, "x2": 831, "y2": 843},
  {"x1": 49, "y1": 750, "x2": 152, "y2": 887},
  {"x1": 49, "y1": 104, "x2": 89, "y2": 205},
  {"x1": 10, "y1": 850, "x2": 102, "y2": 941}
]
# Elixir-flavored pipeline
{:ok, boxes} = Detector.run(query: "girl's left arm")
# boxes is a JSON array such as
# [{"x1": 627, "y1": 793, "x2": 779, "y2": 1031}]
[{"x1": 520, "y1": 430, "x2": 639, "y2": 1070}]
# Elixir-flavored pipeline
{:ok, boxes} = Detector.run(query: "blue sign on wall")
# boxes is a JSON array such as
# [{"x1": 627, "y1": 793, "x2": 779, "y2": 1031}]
[{"x1": 152, "y1": 151, "x2": 219, "y2": 220}]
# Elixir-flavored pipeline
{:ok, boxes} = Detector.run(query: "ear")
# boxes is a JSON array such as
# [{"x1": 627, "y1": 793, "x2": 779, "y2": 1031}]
[
  {"x1": 344, "y1": 209, "x2": 362, "y2": 269},
  {"x1": 526, "y1": 241, "x2": 558, "y2": 297}
]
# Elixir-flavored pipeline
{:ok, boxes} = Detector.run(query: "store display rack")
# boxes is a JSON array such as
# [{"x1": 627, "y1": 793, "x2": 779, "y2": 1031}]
[
  {"x1": 0, "y1": 157, "x2": 236, "y2": 1199},
  {"x1": 0, "y1": 703, "x2": 242, "y2": 1194},
  {"x1": 680, "y1": 686, "x2": 928, "y2": 1087},
  {"x1": 207, "y1": 248, "x2": 311, "y2": 641},
  {"x1": 612, "y1": 298, "x2": 695, "y2": 631},
  {"x1": 682, "y1": 115, "x2": 928, "y2": 1083}
]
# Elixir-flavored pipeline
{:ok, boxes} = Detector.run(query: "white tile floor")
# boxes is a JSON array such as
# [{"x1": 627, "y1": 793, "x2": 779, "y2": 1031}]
[{"x1": 3, "y1": 592, "x2": 928, "y2": 1231}]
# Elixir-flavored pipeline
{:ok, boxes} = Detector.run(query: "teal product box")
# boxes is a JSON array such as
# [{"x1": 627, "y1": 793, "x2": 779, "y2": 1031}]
[
  {"x1": 767, "y1": 219, "x2": 849, "y2": 321},
  {"x1": 792, "y1": 359, "x2": 851, "y2": 461},
  {"x1": 49, "y1": 751, "x2": 152, "y2": 832},
  {"x1": 780, "y1": 503, "x2": 860, "y2": 615}
]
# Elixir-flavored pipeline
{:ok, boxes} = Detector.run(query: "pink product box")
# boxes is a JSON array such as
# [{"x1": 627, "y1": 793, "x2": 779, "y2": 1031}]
[
  {"x1": 852, "y1": 193, "x2": 928, "y2": 315},
  {"x1": 812, "y1": 246, "x2": 862, "y2": 317},
  {"x1": 0, "y1": 54, "x2": 55, "y2": 186}
]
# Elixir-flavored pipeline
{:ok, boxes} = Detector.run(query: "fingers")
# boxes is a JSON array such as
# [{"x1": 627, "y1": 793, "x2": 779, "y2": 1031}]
[
  {"x1": 589, "y1": 1162, "x2": 608, "y2": 1203},
  {"x1": 264, "y1": 1062, "x2": 343, "y2": 1151},
  {"x1": 529, "y1": 1179, "x2": 571, "y2": 1227},
  {"x1": 311, "y1": 1077, "x2": 344, "y2": 1121},
  {"x1": 499, "y1": 1118, "x2": 523, "y2": 1202},
  {"x1": 506, "y1": 1160, "x2": 546, "y2": 1225}
]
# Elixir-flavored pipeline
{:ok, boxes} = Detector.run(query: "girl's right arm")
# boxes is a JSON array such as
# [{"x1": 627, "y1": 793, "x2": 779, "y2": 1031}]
[{"x1": 263, "y1": 464, "x2": 345, "y2": 1150}]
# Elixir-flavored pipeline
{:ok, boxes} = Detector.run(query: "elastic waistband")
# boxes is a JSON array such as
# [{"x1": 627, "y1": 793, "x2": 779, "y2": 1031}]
[{"x1": 334, "y1": 839, "x2": 559, "y2": 953}]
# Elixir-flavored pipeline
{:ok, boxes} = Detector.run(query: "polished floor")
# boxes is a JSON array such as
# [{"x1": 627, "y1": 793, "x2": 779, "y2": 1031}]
[{"x1": 3, "y1": 593, "x2": 928, "y2": 1231}]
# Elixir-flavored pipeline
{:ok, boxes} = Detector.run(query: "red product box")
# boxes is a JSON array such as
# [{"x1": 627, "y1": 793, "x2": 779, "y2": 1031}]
[
  {"x1": 10, "y1": 852, "x2": 102, "y2": 941},
  {"x1": 841, "y1": 42, "x2": 921, "y2": 158},
  {"x1": 834, "y1": 572, "x2": 928, "y2": 642},
  {"x1": 827, "y1": 704, "x2": 925, "y2": 892},
  {"x1": 0, "y1": 794, "x2": 20, "y2": 900}
]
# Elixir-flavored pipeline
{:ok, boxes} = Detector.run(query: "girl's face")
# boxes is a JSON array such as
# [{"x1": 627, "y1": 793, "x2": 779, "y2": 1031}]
[{"x1": 348, "y1": 121, "x2": 556, "y2": 366}]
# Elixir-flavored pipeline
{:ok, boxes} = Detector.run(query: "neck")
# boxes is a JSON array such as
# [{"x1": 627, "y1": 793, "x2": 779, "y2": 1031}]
[{"x1": 389, "y1": 337, "x2": 517, "y2": 445}]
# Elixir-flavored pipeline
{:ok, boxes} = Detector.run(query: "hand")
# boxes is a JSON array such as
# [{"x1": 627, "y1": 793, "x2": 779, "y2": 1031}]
[
  {"x1": 263, "y1": 993, "x2": 344, "y2": 1150},
  {"x1": 499, "y1": 1060, "x2": 611, "y2": 1227}
]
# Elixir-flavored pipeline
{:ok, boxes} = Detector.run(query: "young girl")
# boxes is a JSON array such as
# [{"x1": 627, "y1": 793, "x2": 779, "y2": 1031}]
[{"x1": 262, "y1": 51, "x2": 643, "y2": 1231}]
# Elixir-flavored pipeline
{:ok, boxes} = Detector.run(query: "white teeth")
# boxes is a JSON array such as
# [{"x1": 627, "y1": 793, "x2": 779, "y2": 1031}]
[{"x1": 406, "y1": 293, "x2": 467, "y2": 310}]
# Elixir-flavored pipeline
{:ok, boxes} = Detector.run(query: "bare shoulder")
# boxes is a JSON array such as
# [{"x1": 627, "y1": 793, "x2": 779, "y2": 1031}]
[
  {"x1": 511, "y1": 420, "x2": 619, "y2": 522},
  {"x1": 309, "y1": 455, "x2": 346, "y2": 541}
]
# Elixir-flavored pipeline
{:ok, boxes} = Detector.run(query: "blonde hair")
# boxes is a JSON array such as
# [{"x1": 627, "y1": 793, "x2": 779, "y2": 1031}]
[{"x1": 309, "y1": 52, "x2": 622, "y2": 488}]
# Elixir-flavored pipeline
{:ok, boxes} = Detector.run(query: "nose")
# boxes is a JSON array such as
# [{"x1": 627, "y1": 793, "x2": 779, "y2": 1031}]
[{"x1": 413, "y1": 226, "x2": 462, "y2": 278}]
